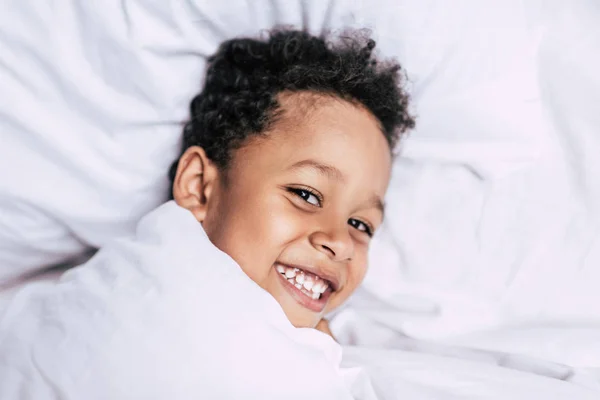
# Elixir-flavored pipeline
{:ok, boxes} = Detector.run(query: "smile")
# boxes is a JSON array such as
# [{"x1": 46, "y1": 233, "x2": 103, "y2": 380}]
[{"x1": 274, "y1": 263, "x2": 333, "y2": 312}]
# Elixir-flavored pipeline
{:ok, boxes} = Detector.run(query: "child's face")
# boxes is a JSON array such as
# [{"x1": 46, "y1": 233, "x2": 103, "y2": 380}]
[{"x1": 174, "y1": 94, "x2": 392, "y2": 328}]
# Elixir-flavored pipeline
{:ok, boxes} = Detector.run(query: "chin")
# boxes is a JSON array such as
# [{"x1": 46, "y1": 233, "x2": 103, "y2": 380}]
[{"x1": 286, "y1": 312, "x2": 321, "y2": 329}]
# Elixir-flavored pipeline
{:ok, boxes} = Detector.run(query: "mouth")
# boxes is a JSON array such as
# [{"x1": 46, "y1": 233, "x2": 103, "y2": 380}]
[{"x1": 274, "y1": 262, "x2": 334, "y2": 313}]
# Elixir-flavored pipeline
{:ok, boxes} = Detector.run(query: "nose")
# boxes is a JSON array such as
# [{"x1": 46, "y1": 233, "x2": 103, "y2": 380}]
[{"x1": 309, "y1": 221, "x2": 354, "y2": 262}]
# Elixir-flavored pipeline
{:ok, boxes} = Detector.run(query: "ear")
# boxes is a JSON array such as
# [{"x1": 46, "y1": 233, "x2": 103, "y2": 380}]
[{"x1": 172, "y1": 146, "x2": 219, "y2": 222}]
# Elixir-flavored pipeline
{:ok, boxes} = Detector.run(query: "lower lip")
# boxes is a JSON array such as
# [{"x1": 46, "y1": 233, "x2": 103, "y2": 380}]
[{"x1": 275, "y1": 266, "x2": 332, "y2": 313}]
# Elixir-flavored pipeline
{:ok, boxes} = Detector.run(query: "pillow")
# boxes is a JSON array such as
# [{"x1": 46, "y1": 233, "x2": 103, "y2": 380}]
[
  {"x1": 0, "y1": 0, "x2": 547, "y2": 297},
  {"x1": 338, "y1": 0, "x2": 600, "y2": 370},
  {"x1": 1, "y1": 0, "x2": 363, "y2": 282}
]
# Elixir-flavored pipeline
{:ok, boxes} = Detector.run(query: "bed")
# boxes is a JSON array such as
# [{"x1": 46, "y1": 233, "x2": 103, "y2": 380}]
[{"x1": 1, "y1": 0, "x2": 599, "y2": 398}]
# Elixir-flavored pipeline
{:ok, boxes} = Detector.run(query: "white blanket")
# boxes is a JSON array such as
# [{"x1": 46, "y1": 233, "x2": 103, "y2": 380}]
[
  {"x1": 335, "y1": 0, "x2": 600, "y2": 381},
  {"x1": 0, "y1": 202, "x2": 373, "y2": 400},
  {"x1": 2, "y1": 202, "x2": 598, "y2": 400},
  {"x1": 342, "y1": 347, "x2": 599, "y2": 400},
  {"x1": 2, "y1": 1, "x2": 600, "y2": 398}
]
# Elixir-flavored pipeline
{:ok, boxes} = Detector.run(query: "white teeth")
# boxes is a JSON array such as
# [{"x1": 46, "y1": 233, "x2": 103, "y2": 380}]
[
  {"x1": 302, "y1": 280, "x2": 314, "y2": 291},
  {"x1": 311, "y1": 281, "x2": 330, "y2": 294},
  {"x1": 284, "y1": 269, "x2": 296, "y2": 278},
  {"x1": 311, "y1": 281, "x2": 323, "y2": 293},
  {"x1": 277, "y1": 263, "x2": 331, "y2": 299}
]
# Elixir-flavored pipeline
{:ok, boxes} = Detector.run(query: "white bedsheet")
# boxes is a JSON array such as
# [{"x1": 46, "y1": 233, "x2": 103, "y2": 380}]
[
  {"x1": 342, "y1": 346, "x2": 599, "y2": 400},
  {"x1": 336, "y1": 0, "x2": 600, "y2": 382},
  {"x1": 2, "y1": 0, "x2": 600, "y2": 398}
]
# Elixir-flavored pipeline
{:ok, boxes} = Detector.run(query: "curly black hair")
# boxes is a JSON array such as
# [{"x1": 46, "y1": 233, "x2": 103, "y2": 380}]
[{"x1": 168, "y1": 28, "x2": 414, "y2": 184}]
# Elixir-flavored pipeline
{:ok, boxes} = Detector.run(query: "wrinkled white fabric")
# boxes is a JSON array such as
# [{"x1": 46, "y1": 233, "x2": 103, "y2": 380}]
[
  {"x1": 0, "y1": 202, "x2": 371, "y2": 400},
  {"x1": 336, "y1": 0, "x2": 600, "y2": 377},
  {"x1": 341, "y1": 347, "x2": 599, "y2": 400},
  {"x1": 0, "y1": 0, "x2": 544, "y2": 286},
  {"x1": 2, "y1": 0, "x2": 600, "y2": 397},
  {"x1": 2, "y1": 203, "x2": 597, "y2": 400}
]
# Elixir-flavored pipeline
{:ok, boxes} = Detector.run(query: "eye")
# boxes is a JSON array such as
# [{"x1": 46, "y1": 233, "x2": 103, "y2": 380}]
[
  {"x1": 288, "y1": 187, "x2": 322, "y2": 207},
  {"x1": 348, "y1": 218, "x2": 373, "y2": 237}
]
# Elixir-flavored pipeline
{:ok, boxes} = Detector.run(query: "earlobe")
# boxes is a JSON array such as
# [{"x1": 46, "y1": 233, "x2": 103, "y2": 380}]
[{"x1": 172, "y1": 146, "x2": 218, "y2": 222}]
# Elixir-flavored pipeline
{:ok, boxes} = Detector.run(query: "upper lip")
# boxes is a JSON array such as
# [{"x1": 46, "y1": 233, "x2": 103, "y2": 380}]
[{"x1": 277, "y1": 262, "x2": 341, "y2": 292}]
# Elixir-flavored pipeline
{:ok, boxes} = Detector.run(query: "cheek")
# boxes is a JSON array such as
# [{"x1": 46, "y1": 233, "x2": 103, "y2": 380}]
[
  {"x1": 204, "y1": 189, "x2": 307, "y2": 284},
  {"x1": 202, "y1": 193, "x2": 266, "y2": 275},
  {"x1": 264, "y1": 199, "x2": 310, "y2": 243},
  {"x1": 327, "y1": 250, "x2": 369, "y2": 312},
  {"x1": 347, "y1": 252, "x2": 369, "y2": 290}
]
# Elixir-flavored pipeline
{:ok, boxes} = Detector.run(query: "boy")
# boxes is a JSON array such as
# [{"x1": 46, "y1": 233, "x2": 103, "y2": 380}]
[
  {"x1": 0, "y1": 28, "x2": 413, "y2": 398},
  {"x1": 169, "y1": 28, "x2": 414, "y2": 329}
]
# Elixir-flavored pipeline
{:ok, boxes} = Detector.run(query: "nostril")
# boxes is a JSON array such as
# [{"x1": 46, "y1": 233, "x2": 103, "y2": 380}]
[{"x1": 320, "y1": 244, "x2": 335, "y2": 256}]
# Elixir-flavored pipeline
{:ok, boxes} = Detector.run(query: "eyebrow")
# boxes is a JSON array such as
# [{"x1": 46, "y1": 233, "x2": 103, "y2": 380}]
[
  {"x1": 288, "y1": 159, "x2": 386, "y2": 216},
  {"x1": 368, "y1": 195, "x2": 386, "y2": 217},
  {"x1": 288, "y1": 159, "x2": 345, "y2": 182}
]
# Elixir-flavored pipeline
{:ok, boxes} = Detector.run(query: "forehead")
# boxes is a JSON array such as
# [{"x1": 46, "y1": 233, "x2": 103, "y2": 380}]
[{"x1": 232, "y1": 93, "x2": 392, "y2": 193}]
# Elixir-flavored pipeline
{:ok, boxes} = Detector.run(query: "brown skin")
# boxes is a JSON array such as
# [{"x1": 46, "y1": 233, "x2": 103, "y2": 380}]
[
  {"x1": 172, "y1": 93, "x2": 392, "y2": 330},
  {"x1": 315, "y1": 318, "x2": 335, "y2": 338}
]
